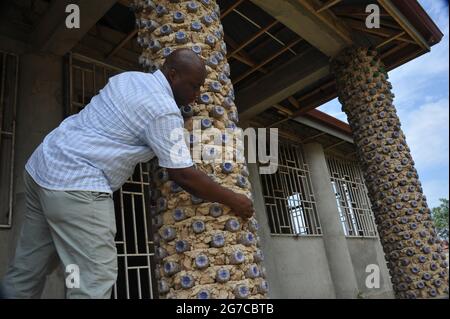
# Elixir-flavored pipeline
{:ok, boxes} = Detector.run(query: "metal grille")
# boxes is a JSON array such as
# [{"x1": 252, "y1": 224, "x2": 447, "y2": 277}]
[
  {"x1": 68, "y1": 53, "x2": 122, "y2": 115},
  {"x1": 0, "y1": 51, "x2": 19, "y2": 228},
  {"x1": 260, "y1": 141, "x2": 321, "y2": 235},
  {"x1": 68, "y1": 53, "x2": 157, "y2": 298},
  {"x1": 326, "y1": 156, "x2": 377, "y2": 238},
  {"x1": 112, "y1": 162, "x2": 157, "y2": 299}
]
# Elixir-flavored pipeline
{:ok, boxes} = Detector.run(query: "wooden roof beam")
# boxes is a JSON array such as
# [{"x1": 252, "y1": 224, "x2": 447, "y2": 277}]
[
  {"x1": 233, "y1": 38, "x2": 302, "y2": 84},
  {"x1": 251, "y1": 0, "x2": 351, "y2": 57},
  {"x1": 236, "y1": 48, "x2": 329, "y2": 120},
  {"x1": 316, "y1": 0, "x2": 342, "y2": 14}
]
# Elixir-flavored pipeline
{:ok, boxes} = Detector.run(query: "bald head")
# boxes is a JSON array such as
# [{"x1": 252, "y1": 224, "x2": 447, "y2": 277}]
[
  {"x1": 161, "y1": 48, "x2": 207, "y2": 106},
  {"x1": 162, "y1": 48, "x2": 205, "y2": 75}
]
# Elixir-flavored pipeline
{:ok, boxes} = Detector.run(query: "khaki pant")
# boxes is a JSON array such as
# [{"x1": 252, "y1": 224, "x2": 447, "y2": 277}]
[{"x1": 0, "y1": 170, "x2": 117, "y2": 299}]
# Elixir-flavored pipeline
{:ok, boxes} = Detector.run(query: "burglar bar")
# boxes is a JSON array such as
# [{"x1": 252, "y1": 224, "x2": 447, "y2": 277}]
[
  {"x1": 326, "y1": 155, "x2": 377, "y2": 238},
  {"x1": 68, "y1": 53, "x2": 157, "y2": 298},
  {"x1": 0, "y1": 51, "x2": 19, "y2": 229},
  {"x1": 260, "y1": 140, "x2": 321, "y2": 236}
]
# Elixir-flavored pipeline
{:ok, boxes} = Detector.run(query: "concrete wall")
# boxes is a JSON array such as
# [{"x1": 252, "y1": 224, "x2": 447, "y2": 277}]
[
  {"x1": 264, "y1": 236, "x2": 336, "y2": 299},
  {"x1": 303, "y1": 143, "x2": 359, "y2": 298},
  {"x1": 0, "y1": 40, "x2": 66, "y2": 298},
  {"x1": 346, "y1": 238, "x2": 394, "y2": 298},
  {"x1": 248, "y1": 162, "x2": 336, "y2": 299},
  {"x1": 247, "y1": 142, "x2": 394, "y2": 299}
]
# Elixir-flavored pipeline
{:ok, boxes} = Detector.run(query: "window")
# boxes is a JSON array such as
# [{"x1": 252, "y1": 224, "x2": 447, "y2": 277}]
[
  {"x1": 261, "y1": 141, "x2": 321, "y2": 235},
  {"x1": 326, "y1": 156, "x2": 377, "y2": 237}
]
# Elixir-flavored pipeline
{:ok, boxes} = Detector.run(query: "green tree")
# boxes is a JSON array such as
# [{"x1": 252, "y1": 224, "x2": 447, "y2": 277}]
[{"x1": 431, "y1": 198, "x2": 449, "y2": 241}]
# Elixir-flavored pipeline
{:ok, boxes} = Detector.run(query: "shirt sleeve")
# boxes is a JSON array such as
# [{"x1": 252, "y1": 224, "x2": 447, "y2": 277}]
[{"x1": 143, "y1": 111, "x2": 193, "y2": 169}]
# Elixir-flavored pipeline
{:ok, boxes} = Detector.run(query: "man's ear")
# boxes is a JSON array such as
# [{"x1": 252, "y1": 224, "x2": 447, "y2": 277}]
[{"x1": 168, "y1": 68, "x2": 178, "y2": 84}]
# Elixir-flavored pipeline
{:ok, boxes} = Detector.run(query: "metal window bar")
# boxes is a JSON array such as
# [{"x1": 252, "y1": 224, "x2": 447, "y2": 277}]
[
  {"x1": 68, "y1": 53, "x2": 157, "y2": 298},
  {"x1": 0, "y1": 51, "x2": 19, "y2": 229},
  {"x1": 68, "y1": 53, "x2": 123, "y2": 115},
  {"x1": 260, "y1": 141, "x2": 321, "y2": 236},
  {"x1": 326, "y1": 156, "x2": 377, "y2": 238}
]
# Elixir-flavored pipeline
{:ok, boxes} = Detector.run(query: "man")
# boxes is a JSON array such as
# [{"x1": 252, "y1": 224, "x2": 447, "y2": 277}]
[{"x1": 0, "y1": 49, "x2": 253, "y2": 299}]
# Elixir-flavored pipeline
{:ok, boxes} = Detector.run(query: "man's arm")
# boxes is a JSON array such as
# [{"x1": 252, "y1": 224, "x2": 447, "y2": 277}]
[
  {"x1": 138, "y1": 105, "x2": 253, "y2": 218},
  {"x1": 167, "y1": 166, "x2": 254, "y2": 219}
]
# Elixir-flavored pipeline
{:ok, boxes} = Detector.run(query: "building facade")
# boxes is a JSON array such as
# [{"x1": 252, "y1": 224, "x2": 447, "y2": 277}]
[{"x1": 0, "y1": 0, "x2": 445, "y2": 298}]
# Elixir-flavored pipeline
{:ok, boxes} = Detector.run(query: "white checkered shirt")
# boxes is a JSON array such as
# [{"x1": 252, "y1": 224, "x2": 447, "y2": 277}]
[{"x1": 26, "y1": 70, "x2": 193, "y2": 193}]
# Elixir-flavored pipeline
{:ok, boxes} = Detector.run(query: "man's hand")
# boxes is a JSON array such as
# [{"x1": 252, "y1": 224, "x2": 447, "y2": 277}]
[
  {"x1": 168, "y1": 166, "x2": 255, "y2": 219},
  {"x1": 228, "y1": 193, "x2": 254, "y2": 219}
]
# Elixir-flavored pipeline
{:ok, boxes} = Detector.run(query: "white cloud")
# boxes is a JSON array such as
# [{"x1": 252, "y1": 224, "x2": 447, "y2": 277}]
[
  {"x1": 402, "y1": 97, "x2": 449, "y2": 170},
  {"x1": 317, "y1": 98, "x2": 348, "y2": 123},
  {"x1": 422, "y1": 178, "x2": 449, "y2": 208},
  {"x1": 420, "y1": 0, "x2": 449, "y2": 31},
  {"x1": 391, "y1": 0, "x2": 449, "y2": 109}
]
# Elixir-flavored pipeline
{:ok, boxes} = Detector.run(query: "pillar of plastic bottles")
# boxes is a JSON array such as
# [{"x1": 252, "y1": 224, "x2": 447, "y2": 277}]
[
  {"x1": 132, "y1": 0, "x2": 268, "y2": 299},
  {"x1": 332, "y1": 47, "x2": 449, "y2": 299}
]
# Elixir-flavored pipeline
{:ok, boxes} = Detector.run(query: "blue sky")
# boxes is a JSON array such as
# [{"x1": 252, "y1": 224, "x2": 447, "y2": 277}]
[{"x1": 318, "y1": 0, "x2": 449, "y2": 209}]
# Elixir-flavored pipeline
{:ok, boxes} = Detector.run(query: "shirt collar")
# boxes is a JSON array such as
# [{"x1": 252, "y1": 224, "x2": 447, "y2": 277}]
[{"x1": 153, "y1": 69, "x2": 175, "y2": 100}]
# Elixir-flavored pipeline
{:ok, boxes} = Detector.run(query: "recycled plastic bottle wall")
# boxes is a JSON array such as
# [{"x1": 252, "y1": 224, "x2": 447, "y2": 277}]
[
  {"x1": 132, "y1": 0, "x2": 268, "y2": 299},
  {"x1": 331, "y1": 47, "x2": 449, "y2": 299}
]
